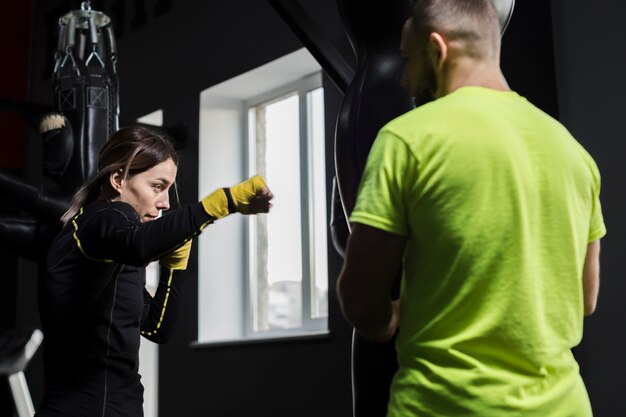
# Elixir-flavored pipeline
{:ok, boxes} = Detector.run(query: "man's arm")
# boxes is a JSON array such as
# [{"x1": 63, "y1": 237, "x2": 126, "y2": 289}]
[
  {"x1": 337, "y1": 223, "x2": 406, "y2": 342},
  {"x1": 583, "y1": 239, "x2": 601, "y2": 316}
]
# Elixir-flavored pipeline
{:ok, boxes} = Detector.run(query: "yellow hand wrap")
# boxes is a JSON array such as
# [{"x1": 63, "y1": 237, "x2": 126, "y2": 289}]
[
  {"x1": 230, "y1": 175, "x2": 266, "y2": 214},
  {"x1": 201, "y1": 188, "x2": 230, "y2": 219},
  {"x1": 201, "y1": 176, "x2": 267, "y2": 218},
  {"x1": 159, "y1": 240, "x2": 192, "y2": 270}
]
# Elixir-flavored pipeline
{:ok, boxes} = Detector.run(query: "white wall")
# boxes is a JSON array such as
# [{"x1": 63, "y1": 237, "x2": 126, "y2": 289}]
[
  {"x1": 136, "y1": 110, "x2": 163, "y2": 417},
  {"x1": 198, "y1": 98, "x2": 247, "y2": 341}
]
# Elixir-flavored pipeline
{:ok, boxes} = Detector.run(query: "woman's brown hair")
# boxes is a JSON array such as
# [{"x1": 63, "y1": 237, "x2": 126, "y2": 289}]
[{"x1": 61, "y1": 126, "x2": 178, "y2": 224}]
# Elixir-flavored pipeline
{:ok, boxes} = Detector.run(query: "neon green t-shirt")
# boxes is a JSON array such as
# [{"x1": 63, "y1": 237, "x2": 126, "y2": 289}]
[{"x1": 350, "y1": 87, "x2": 606, "y2": 416}]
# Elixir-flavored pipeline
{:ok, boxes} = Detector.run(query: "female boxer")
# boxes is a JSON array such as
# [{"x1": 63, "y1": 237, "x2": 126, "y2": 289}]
[{"x1": 36, "y1": 126, "x2": 272, "y2": 417}]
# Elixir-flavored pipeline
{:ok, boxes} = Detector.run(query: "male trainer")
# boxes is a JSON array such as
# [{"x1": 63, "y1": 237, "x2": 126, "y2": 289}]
[{"x1": 337, "y1": 0, "x2": 605, "y2": 415}]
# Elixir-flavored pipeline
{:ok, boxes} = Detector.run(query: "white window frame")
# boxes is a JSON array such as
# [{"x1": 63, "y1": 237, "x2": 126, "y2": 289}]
[{"x1": 244, "y1": 72, "x2": 327, "y2": 338}]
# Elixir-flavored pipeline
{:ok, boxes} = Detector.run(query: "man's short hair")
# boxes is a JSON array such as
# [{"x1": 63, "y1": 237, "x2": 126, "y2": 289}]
[{"x1": 410, "y1": 0, "x2": 501, "y2": 60}]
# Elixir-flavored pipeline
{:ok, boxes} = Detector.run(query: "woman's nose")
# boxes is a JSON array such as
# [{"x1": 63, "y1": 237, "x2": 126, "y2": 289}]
[{"x1": 156, "y1": 193, "x2": 170, "y2": 211}]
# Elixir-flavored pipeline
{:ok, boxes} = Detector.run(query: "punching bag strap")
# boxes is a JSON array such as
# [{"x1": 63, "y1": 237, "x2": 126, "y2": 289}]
[
  {"x1": 60, "y1": 15, "x2": 79, "y2": 75},
  {"x1": 105, "y1": 26, "x2": 117, "y2": 73},
  {"x1": 85, "y1": 16, "x2": 105, "y2": 69}
]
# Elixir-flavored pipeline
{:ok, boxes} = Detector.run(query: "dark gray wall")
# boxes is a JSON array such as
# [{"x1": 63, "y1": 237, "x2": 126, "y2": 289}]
[
  {"x1": 551, "y1": 2, "x2": 626, "y2": 416},
  {"x1": 12, "y1": 0, "x2": 624, "y2": 416}
]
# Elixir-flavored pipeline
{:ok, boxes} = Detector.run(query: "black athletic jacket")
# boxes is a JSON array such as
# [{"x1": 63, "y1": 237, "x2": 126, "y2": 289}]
[{"x1": 36, "y1": 200, "x2": 212, "y2": 417}]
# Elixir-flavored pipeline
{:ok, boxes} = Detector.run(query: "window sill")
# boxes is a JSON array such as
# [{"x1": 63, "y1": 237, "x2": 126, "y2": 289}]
[{"x1": 190, "y1": 330, "x2": 331, "y2": 349}]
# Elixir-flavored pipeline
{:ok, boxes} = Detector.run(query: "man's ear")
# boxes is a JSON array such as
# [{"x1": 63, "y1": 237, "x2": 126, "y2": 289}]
[
  {"x1": 429, "y1": 32, "x2": 448, "y2": 70},
  {"x1": 110, "y1": 170, "x2": 124, "y2": 193}
]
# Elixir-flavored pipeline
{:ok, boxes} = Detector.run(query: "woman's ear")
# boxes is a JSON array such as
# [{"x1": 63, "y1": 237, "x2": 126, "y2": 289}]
[{"x1": 109, "y1": 170, "x2": 124, "y2": 193}]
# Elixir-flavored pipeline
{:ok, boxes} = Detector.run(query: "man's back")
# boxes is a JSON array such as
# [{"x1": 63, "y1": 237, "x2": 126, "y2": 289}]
[{"x1": 351, "y1": 86, "x2": 605, "y2": 416}]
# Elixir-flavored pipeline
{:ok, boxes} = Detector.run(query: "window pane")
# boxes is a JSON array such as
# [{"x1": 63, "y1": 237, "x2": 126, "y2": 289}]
[
  {"x1": 307, "y1": 88, "x2": 328, "y2": 319},
  {"x1": 253, "y1": 93, "x2": 303, "y2": 331}
]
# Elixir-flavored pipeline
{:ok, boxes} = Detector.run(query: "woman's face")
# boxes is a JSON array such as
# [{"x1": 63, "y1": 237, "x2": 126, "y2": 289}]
[{"x1": 112, "y1": 158, "x2": 177, "y2": 222}]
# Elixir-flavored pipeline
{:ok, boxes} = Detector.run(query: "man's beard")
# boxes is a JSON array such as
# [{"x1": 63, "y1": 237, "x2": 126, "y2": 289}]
[{"x1": 412, "y1": 65, "x2": 438, "y2": 107}]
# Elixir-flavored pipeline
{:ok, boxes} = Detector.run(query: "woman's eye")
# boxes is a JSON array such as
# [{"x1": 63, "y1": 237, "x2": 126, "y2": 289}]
[{"x1": 153, "y1": 184, "x2": 163, "y2": 191}]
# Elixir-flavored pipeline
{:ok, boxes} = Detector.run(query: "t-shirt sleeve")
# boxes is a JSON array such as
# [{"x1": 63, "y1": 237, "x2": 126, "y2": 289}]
[
  {"x1": 587, "y1": 157, "x2": 606, "y2": 242},
  {"x1": 349, "y1": 130, "x2": 415, "y2": 236}
]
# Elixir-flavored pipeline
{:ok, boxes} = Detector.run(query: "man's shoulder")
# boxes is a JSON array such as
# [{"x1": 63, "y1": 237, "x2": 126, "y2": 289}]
[{"x1": 380, "y1": 96, "x2": 462, "y2": 146}]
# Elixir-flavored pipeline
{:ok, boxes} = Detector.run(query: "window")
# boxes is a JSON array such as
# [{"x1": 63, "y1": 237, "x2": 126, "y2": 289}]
[
  {"x1": 246, "y1": 74, "x2": 328, "y2": 336},
  {"x1": 197, "y1": 49, "x2": 328, "y2": 343}
]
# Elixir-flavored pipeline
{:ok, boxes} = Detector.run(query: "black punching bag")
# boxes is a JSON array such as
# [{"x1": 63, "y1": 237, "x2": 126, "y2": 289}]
[
  {"x1": 334, "y1": 0, "x2": 414, "y2": 233},
  {"x1": 53, "y1": 1, "x2": 119, "y2": 192},
  {"x1": 334, "y1": 1, "x2": 414, "y2": 416}
]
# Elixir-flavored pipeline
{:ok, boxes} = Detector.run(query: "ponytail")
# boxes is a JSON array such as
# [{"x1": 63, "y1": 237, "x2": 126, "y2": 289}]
[{"x1": 60, "y1": 173, "x2": 107, "y2": 224}]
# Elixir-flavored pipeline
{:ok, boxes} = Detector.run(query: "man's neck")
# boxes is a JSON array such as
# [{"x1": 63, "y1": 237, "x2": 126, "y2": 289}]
[{"x1": 436, "y1": 59, "x2": 510, "y2": 98}]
